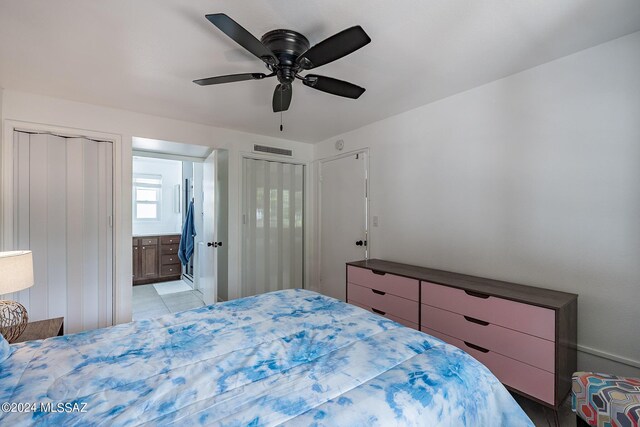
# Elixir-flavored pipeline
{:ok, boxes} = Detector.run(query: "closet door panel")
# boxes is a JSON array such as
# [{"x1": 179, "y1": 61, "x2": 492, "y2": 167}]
[
  {"x1": 45, "y1": 135, "x2": 68, "y2": 321},
  {"x1": 293, "y1": 164, "x2": 304, "y2": 288},
  {"x1": 28, "y1": 134, "x2": 50, "y2": 320},
  {"x1": 103, "y1": 144, "x2": 113, "y2": 326},
  {"x1": 82, "y1": 139, "x2": 100, "y2": 331},
  {"x1": 66, "y1": 138, "x2": 85, "y2": 334},
  {"x1": 13, "y1": 132, "x2": 31, "y2": 311}
]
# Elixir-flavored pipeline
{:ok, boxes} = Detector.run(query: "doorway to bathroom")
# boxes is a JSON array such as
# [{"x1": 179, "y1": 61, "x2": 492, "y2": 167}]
[{"x1": 131, "y1": 154, "x2": 205, "y2": 319}]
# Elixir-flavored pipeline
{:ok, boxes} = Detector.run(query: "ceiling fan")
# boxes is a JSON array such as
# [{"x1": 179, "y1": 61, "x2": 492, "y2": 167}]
[{"x1": 194, "y1": 14, "x2": 371, "y2": 114}]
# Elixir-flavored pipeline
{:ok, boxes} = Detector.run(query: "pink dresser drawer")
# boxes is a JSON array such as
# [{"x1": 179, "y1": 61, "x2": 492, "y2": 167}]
[
  {"x1": 421, "y1": 282, "x2": 555, "y2": 341},
  {"x1": 422, "y1": 327, "x2": 555, "y2": 405},
  {"x1": 349, "y1": 300, "x2": 419, "y2": 330},
  {"x1": 347, "y1": 266, "x2": 419, "y2": 301},
  {"x1": 347, "y1": 283, "x2": 418, "y2": 324},
  {"x1": 421, "y1": 304, "x2": 555, "y2": 372}
]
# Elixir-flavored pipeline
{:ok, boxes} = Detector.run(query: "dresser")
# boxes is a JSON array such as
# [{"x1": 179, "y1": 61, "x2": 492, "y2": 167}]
[
  {"x1": 133, "y1": 234, "x2": 181, "y2": 285},
  {"x1": 346, "y1": 259, "x2": 577, "y2": 417}
]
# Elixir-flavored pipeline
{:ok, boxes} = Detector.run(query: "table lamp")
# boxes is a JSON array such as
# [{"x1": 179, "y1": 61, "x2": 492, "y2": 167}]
[{"x1": 0, "y1": 251, "x2": 34, "y2": 342}]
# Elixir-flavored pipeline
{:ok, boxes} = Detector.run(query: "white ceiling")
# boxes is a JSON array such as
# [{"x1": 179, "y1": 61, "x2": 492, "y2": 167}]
[{"x1": 1, "y1": 1, "x2": 639, "y2": 143}]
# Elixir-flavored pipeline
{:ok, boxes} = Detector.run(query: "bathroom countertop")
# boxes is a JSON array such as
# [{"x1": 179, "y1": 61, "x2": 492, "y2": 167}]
[{"x1": 133, "y1": 232, "x2": 181, "y2": 238}]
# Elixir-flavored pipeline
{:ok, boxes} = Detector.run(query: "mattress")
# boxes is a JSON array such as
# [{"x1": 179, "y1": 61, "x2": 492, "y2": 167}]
[{"x1": 0, "y1": 289, "x2": 533, "y2": 426}]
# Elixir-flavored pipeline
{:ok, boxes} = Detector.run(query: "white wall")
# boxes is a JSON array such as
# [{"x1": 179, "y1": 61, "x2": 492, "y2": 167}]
[
  {"x1": 1, "y1": 89, "x2": 313, "y2": 324},
  {"x1": 314, "y1": 32, "x2": 640, "y2": 376},
  {"x1": 132, "y1": 157, "x2": 182, "y2": 236}
]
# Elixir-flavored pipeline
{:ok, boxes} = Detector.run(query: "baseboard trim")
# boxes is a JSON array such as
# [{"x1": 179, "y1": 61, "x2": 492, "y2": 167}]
[{"x1": 578, "y1": 344, "x2": 640, "y2": 369}]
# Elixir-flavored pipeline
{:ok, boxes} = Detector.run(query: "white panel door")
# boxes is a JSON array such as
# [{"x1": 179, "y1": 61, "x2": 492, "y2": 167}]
[
  {"x1": 13, "y1": 132, "x2": 114, "y2": 333},
  {"x1": 319, "y1": 152, "x2": 368, "y2": 301},
  {"x1": 214, "y1": 150, "x2": 229, "y2": 301},
  {"x1": 199, "y1": 151, "x2": 217, "y2": 305}
]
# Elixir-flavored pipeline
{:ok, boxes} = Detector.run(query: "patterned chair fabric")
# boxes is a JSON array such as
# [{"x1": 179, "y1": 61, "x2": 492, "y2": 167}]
[{"x1": 572, "y1": 372, "x2": 640, "y2": 427}]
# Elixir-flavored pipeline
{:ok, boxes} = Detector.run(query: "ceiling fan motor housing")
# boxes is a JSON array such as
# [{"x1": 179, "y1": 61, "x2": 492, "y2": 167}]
[{"x1": 261, "y1": 29, "x2": 310, "y2": 84}]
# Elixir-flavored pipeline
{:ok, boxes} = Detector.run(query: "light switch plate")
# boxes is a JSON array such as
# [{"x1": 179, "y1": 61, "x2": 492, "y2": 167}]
[{"x1": 372, "y1": 216, "x2": 379, "y2": 227}]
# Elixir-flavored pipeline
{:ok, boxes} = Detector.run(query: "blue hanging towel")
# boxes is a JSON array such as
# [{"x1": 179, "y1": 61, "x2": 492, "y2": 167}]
[{"x1": 178, "y1": 200, "x2": 196, "y2": 265}]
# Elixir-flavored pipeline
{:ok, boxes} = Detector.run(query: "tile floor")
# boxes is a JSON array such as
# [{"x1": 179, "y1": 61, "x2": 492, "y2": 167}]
[
  {"x1": 132, "y1": 284, "x2": 576, "y2": 425},
  {"x1": 132, "y1": 280, "x2": 205, "y2": 320}
]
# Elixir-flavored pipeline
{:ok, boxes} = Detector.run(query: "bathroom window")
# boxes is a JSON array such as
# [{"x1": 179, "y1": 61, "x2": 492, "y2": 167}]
[{"x1": 133, "y1": 174, "x2": 162, "y2": 220}]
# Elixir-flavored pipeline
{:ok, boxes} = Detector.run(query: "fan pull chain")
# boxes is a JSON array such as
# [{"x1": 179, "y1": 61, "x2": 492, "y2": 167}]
[{"x1": 280, "y1": 90, "x2": 284, "y2": 131}]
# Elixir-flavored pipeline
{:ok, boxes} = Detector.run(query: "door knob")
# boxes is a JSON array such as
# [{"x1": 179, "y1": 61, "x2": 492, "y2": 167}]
[
  {"x1": 207, "y1": 242, "x2": 214, "y2": 247},
  {"x1": 355, "y1": 240, "x2": 363, "y2": 246},
  {"x1": 207, "y1": 242, "x2": 223, "y2": 248}
]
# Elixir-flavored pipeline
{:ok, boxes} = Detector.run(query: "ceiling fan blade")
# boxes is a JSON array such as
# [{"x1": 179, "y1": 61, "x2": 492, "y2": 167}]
[
  {"x1": 205, "y1": 14, "x2": 277, "y2": 65},
  {"x1": 302, "y1": 75, "x2": 365, "y2": 99},
  {"x1": 193, "y1": 73, "x2": 270, "y2": 86},
  {"x1": 296, "y1": 26, "x2": 371, "y2": 70},
  {"x1": 273, "y1": 84, "x2": 292, "y2": 112}
]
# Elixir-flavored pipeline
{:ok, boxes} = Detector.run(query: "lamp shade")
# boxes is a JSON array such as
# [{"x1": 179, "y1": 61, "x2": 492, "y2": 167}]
[{"x1": 0, "y1": 251, "x2": 34, "y2": 294}]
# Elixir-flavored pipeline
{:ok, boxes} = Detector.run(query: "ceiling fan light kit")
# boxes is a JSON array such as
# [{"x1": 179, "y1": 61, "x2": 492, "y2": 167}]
[{"x1": 194, "y1": 13, "x2": 371, "y2": 122}]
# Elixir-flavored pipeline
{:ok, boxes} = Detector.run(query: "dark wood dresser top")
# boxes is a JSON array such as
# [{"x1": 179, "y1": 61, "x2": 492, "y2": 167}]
[
  {"x1": 347, "y1": 259, "x2": 577, "y2": 310},
  {"x1": 13, "y1": 317, "x2": 64, "y2": 343}
]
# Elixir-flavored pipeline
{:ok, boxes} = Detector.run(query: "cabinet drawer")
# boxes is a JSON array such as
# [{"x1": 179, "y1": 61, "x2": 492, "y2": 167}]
[
  {"x1": 349, "y1": 300, "x2": 419, "y2": 330},
  {"x1": 162, "y1": 255, "x2": 180, "y2": 265},
  {"x1": 421, "y1": 304, "x2": 555, "y2": 372},
  {"x1": 161, "y1": 265, "x2": 180, "y2": 276},
  {"x1": 347, "y1": 282, "x2": 418, "y2": 324},
  {"x1": 160, "y1": 235, "x2": 180, "y2": 245},
  {"x1": 161, "y1": 244, "x2": 179, "y2": 255},
  {"x1": 347, "y1": 266, "x2": 419, "y2": 301},
  {"x1": 141, "y1": 238, "x2": 158, "y2": 246},
  {"x1": 421, "y1": 281, "x2": 555, "y2": 341},
  {"x1": 422, "y1": 327, "x2": 555, "y2": 405}
]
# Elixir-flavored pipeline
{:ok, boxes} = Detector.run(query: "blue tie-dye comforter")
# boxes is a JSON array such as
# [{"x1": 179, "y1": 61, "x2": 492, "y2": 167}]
[{"x1": 0, "y1": 289, "x2": 533, "y2": 426}]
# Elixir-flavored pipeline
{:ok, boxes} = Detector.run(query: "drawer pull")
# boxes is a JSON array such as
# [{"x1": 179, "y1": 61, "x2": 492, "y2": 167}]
[
  {"x1": 371, "y1": 270, "x2": 386, "y2": 276},
  {"x1": 464, "y1": 315, "x2": 490, "y2": 326},
  {"x1": 371, "y1": 289, "x2": 386, "y2": 295},
  {"x1": 464, "y1": 290, "x2": 490, "y2": 299},
  {"x1": 464, "y1": 341, "x2": 490, "y2": 353},
  {"x1": 371, "y1": 308, "x2": 386, "y2": 315}
]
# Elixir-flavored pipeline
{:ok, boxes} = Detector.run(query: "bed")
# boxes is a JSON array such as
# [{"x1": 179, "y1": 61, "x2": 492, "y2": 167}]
[{"x1": 1, "y1": 289, "x2": 533, "y2": 426}]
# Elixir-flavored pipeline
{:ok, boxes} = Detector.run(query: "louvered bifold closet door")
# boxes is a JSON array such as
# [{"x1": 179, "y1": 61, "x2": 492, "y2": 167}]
[
  {"x1": 12, "y1": 131, "x2": 113, "y2": 334},
  {"x1": 242, "y1": 158, "x2": 304, "y2": 297}
]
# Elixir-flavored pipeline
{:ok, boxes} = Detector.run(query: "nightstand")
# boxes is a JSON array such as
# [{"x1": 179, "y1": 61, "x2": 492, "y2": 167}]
[{"x1": 12, "y1": 317, "x2": 64, "y2": 343}]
